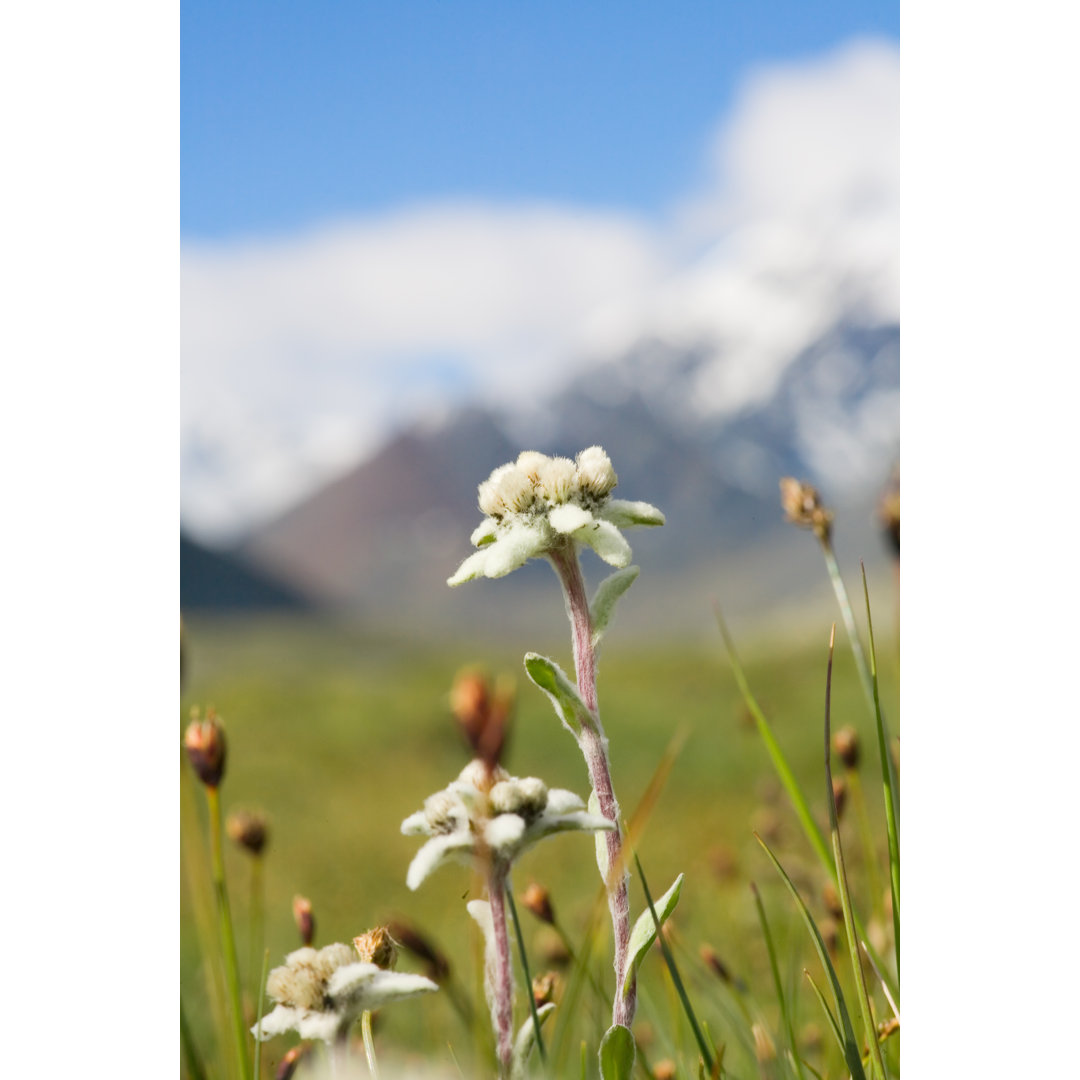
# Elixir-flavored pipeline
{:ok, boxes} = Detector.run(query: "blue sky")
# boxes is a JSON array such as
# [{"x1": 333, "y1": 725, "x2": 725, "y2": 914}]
[{"x1": 182, "y1": 1, "x2": 898, "y2": 238}]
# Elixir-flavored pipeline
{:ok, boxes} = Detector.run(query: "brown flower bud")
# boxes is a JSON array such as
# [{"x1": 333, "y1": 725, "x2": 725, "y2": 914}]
[
  {"x1": 535, "y1": 927, "x2": 570, "y2": 968},
  {"x1": 225, "y1": 809, "x2": 268, "y2": 856},
  {"x1": 292, "y1": 895, "x2": 315, "y2": 946},
  {"x1": 521, "y1": 883, "x2": 555, "y2": 926},
  {"x1": 822, "y1": 882, "x2": 844, "y2": 921},
  {"x1": 831, "y1": 777, "x2": 848, "y2": 820},
  {"x1": 184, "y1": 708, "x2": 226, "y2": 788},
  {"x1": 820, "y1": 916, "x2": 840, "y2": 955},
  {"x1": 531, "y1": 971, "x2": 559, "y2": 1008},
  {"x1": 752, "y1": 1022, "x2": 777, "y2": 1063},
  {"x1": 833, "y1": 726, "x2": 860, "y2": 770},
  {"x1": 353, "y1": 926, "x2": 397, "y2": 970},
  {"x1": 275, "y1": 1045, "x2": 308, "y2": 1080},
  {"x1": 653, "y1": 1061, "x2": 677, "y2": 1080},
  {"x1": 385, "y1": 920, "x2": 450, "y2": 981},
  {"x1": 879, "y1": 467, "x2": 900, "y2": 558},
  {"x1": 779, "y1": 477, "x2": 834, "y2": 541},
  {"x1": 450, "y1": 668, "x2": 513, "y2": 770},
  {"x1": 699, "y1": 943, "x2": 732, "y2": 984}
]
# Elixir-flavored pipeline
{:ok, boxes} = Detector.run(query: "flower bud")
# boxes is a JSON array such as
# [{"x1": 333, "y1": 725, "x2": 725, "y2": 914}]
[
  {"x1": 831, "y1": 777, "x2": 848, "y2": 820},
  {"x1": 521, "y1": 882, "x2": 555, "y2": 925},
  {"x1": 184, "y1": 708, "x2": 226, "y2": 788},
  {"x1": 516, "y1": 450, "x2": 550, "y2": 481},
  {"x1": 385, "y1": 920, "x2": 450, "y2": 981},
  {"x1": 538, "y1": 457, "x2": 576, "y2": 504},
  {"x1": 226, "y1": 809, "x2": 268, "y2": 856},
  {"x1": 275, "y1": 1046, "x2": 308, "y2": 1080},
  {"x1": 354, "y1": 926, "x2": 397, "y2": 970},
  {"x1": 833, "y1": 725, "x2": 860, "y2": 770},
  {"x1": 822, "y1": 882, "x2": 844, "y2": 921},
  {"x1": 575, "y1": 446, "x2": 617, "y2": 497},
  {"x1": 779, "y1": 477, "x2": 834, "y2": 541},
  {"x1": 699, "y1": 943, "x2": 732, "y2": 984},
  {"x1": 652, "y1": 1061, "x2": 676, "y2": 1080},
  {"x1": 531, "y1": 971, "x2": 559, "y2": 1008},
  {"x1": 293, "y1": 895, "x2": 315, "y2": 946},
  {"x1": 752, "y1": 1023, "x2": 777, "y2": 1063},
  {"x1": 449, "y1": 668, "x2": 511, "y2": 770}
]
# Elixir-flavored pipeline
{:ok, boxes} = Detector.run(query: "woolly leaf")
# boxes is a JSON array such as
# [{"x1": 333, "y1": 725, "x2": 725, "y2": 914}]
[
  {"x1": 599, "y1": 1024, "x2": 636, "y2": 1080},
  {"x1": 523, "y1": 653, "x2": 595, "y2": 736},
  {"x1": 622, "y1": 873, "x2": 684, "y2": 997},
  {"x1": 509, "y1": 1002, "x2": 556, "y2": 1080},
  {"x1": 589, "y1": 566, "x2": 639, "y2": 648}
]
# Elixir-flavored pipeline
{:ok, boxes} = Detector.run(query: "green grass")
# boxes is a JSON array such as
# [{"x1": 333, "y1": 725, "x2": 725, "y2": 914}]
[{"x1": 181, "y1": 613, "x2": 898, "y2": 1078}]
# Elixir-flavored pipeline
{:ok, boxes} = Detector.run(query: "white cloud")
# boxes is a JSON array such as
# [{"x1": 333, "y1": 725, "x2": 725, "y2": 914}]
[{"x1": 182, "y1": 38, "x2": 899, "y2": 540}]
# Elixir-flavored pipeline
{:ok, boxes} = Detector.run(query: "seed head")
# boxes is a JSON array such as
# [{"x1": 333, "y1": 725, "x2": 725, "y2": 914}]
[
  {"x1": 184, "y1": 708, "x2": 226, "y2": 788},
  {"x1": 833, "y1": 725, "x2": 860, "y2": 770},
  {"x1": 575, "y1": 446, "x2": 617, "y2": 497},
  {"x1": 779, "y1": 477, "x2": 834, "y2": 541},
  {"x1": 537, "y1": 456, "x2": 577, "y2": 504},
  {"x1": 822, "y1": 882, "x2": 844, "y2": 921},
  {"x1": 292, "y1": 895, "x2": 315, "y2": 947},
  {"x1": 226, "y1": 809, "x2": 269, "y2": 856},
  {"x1": 521, "y1": 883, "x2": 555, "y2": 926},
  {"x1": 353, "y1": 926, "x2": 397, "y2": 970},
  {"x1": 449, "y1": 668, "x2": 512, "y2": 770}
]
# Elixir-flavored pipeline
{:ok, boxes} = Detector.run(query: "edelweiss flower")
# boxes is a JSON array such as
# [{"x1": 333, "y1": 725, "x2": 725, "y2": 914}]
[
  {"x1": 448, "y1": 446, "x2": 664, "y2": 585},
  {"x1": 401, "y1": 760, "x2": 614, "y2": 890},
  {"x1": 253, "y1": 942, "x2": 438, "y2": 1045}
]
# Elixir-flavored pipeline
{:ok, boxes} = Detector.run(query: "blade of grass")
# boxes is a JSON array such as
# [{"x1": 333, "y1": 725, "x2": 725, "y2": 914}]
[
  {"x1": 861, "y1": 564, "x2": 900, "y2": 982},
  {"x1": 633, "y1": 852, "x2": 715, "y2": 1074},
  {"x1": 713, "y1": 603, "x2": 831, "y2": 871},
  {"x1": 717, "y1": 603, "x2": 898, "y2": 1003},
  {"x1": 823, "y1": 626, "x2": 888, "y2": 1080},
  {"x1": 755, "y1": 834, "x2": 866, "y2": 1080},
  {"x1": 750, "y1": 883, "x2": 806, "y2": 1080},
  {"x1": 803, "y1": 970, "x2": 843, "y2": 1055},
  {"x1": 181, "y1": 997, "x2": 207, "y2": 1080},
  {"x1": 252, "y1": 947, "x2": 269, "y2": 1080},
  {"x1": 819, "y1": 538, "x2": 875, "y2": 712},
  {"x1": 507, "y1": 888, "x2": 546, "y2": 1066},
  {"x1": 860, "y1": 942, "x2": 899, "y2": 1025}
]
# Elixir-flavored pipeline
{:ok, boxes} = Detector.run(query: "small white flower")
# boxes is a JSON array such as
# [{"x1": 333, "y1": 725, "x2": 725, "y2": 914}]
[
  {"x1": 448, "y1": 446, "x2": 664, "y2": 586},
  {"x1": 253, "y1": 943, "x2": 438, "y2": 1046},
  {"x1": 402, "y1": 762, "x2": 614, "y2": 890}
]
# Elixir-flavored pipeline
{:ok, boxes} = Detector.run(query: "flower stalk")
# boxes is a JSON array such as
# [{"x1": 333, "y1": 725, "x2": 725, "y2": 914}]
[
  {"x1": 487, "y1": 866, "x2": 515, "y2": 1076},
  {"x1": 548, "y1": 540, "x2": 636, "y2": 1028}
]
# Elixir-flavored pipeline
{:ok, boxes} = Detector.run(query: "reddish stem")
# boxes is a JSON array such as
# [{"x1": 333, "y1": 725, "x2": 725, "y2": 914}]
[
  {"x1": 487, "y1": 866, "x2": 515, "y2": 1076},
  {"x1": 547, "y1": 542, "x2": 637, "y2": 1028}
]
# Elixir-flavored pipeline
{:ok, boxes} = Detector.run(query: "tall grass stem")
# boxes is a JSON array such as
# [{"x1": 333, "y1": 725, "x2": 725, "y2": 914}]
[
  {"x1": 207, "y1": 786, "x2": 252, "y2": 1080},
  {"x1": 507, "y1": 888, "x2": 546, "y2": 1066}
]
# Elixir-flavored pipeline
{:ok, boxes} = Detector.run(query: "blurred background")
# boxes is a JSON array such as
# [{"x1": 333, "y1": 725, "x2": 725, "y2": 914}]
[
  {"x1": 181, "y1": 0, "x2": 899, "y2": 640},
  {"x1": 181, "y1": 3, "x2": 899, "y2": 1075}
]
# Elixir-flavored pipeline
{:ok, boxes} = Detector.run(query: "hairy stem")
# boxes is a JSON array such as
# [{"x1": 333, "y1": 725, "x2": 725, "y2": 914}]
[
  {"x1": 548, "y1": 542, "x2": 636, "y2": 1029},
  {"x1": 488, "y1": 866, "x2": 515, "y2": 1077}
]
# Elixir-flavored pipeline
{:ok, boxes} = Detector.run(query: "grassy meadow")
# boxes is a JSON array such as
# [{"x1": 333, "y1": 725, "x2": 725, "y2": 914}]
[{"x1": 181, "y1": 602, "x2": 898, "y2": 1079}]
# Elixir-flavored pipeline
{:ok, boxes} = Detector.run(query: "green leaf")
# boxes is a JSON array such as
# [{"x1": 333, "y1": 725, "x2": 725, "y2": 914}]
[
  {"x1": 589, "y1": 566, "x2": 639, "y2": 648},
  {"x1": 621, "y1": 873, "x2": 683, "y2": 997},
  {"x1": 756, "y1": 834, "x2": 867, "y2": 1080},
  {"x1": 510, "y1": 1002, "x2": 556, "y2": 1080},
  {"x1": 598, "y1": 1024, "x2": 635, "y2": 1080},
  {"x1": 523, "y1": 652, "x2": 596, "y2": 737}
]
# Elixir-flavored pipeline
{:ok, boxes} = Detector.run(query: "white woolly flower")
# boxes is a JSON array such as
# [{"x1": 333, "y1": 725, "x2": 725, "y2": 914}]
[
  {"x1": 448, "y1": 446, "x2": 665, "y2": 586},
  {"x1": 402, "y1": 761, "x2": 614, "y2": 890},
  {"x1": 253, "y1": 943, "x2": 438, "y2": 1045}
]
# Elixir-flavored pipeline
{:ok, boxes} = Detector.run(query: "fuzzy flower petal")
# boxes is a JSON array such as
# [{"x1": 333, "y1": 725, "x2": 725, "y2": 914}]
[
  {"x1": 470, "y1": 517, "x2": 499, "y2": 546},
  {"x1": 571, "y1": 518, "x2": 633, "y2": 568},
  {"x1": 484, "y1": 813, "x2": 527, "y2": 853},
  {"x1": 481, "y1": 522, "x2": 550, "y2": 579},
  {"x1": 600, "y1": 499, "x2": 666, "y2": 528},
  {"x1": 544, "y1": 788, "x2": 587, "y2": 815},
  {"x1": 448, "y1": 548, "x2": 491, "y2": 586},
  {"x1": 548, "y1": 503, "x2": 594, "y2": 535},
  {"x1": 406, "y1": 831, "x2": 477, "y2": 891},
  {"x1": 329, "y1": 963, "x2": 438, "y2": 1009}
]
